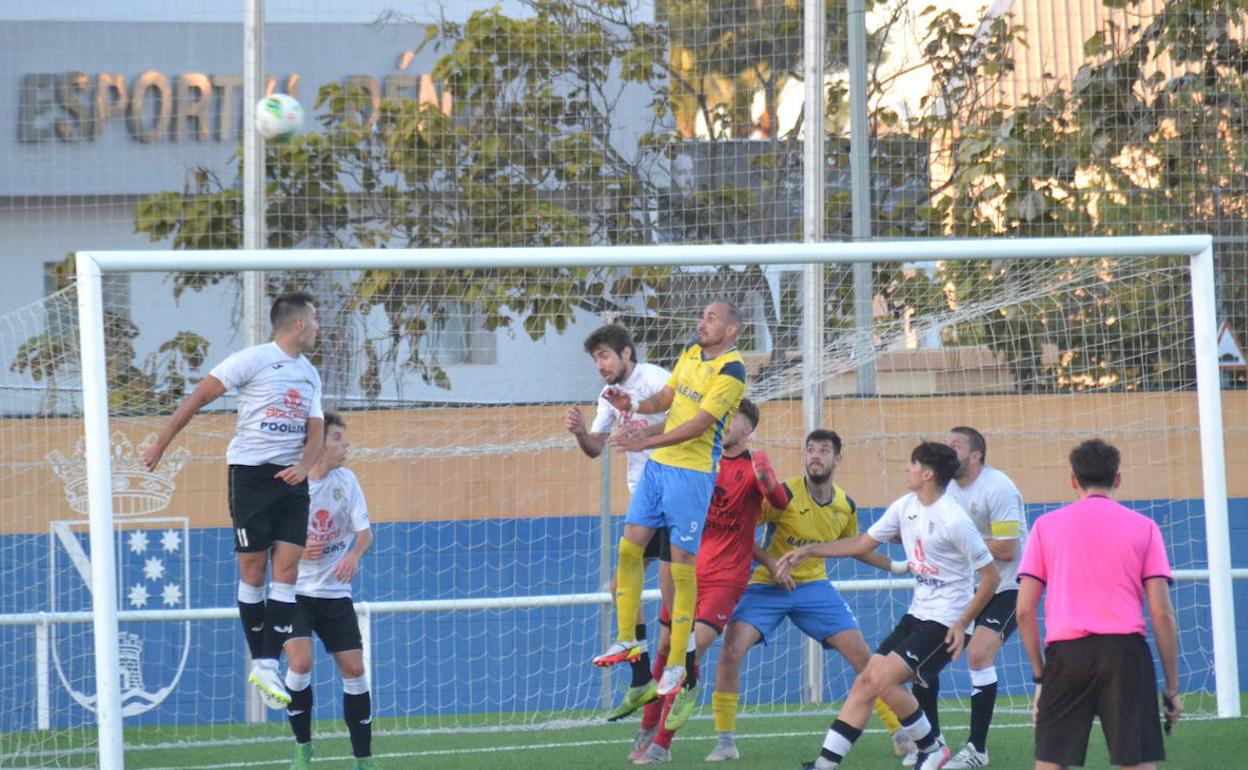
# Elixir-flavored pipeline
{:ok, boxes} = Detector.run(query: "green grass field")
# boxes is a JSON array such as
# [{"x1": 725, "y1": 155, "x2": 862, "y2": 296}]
[{"x1": 5, "y1": 696, "x2": 1244, "y2": 770}]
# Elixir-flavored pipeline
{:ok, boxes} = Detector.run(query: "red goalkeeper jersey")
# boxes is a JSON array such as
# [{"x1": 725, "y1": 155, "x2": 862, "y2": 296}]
[{"x1": 696, "y1": 450, "x2": 790, "y2": 586}]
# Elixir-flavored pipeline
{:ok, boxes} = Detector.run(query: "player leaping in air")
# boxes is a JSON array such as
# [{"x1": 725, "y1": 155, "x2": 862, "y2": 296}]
[
  {"x1": 593, "y1": 300, "x2": 746, "y2": 702},
  {"x1": 564, "y1": 324, "x2": 674, "y2": 722},
  {"x1": 143, "y1": 292, "x2": 323, "y2": 710},
  {"x1": 629, "y1": 398, "x2": 787, "y2": 764}
]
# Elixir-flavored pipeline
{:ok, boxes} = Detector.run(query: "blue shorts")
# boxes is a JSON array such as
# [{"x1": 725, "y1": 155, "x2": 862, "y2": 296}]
[
  {"x1": 730, "y1": 581, "x2": 860, "y2": 647},
  {"x1": 625, "y1": 461, "x2": 715, "y2": 554}
]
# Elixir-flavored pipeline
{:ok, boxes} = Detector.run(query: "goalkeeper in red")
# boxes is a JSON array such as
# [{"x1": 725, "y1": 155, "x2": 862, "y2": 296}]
[
  {"x1": 594, "y1": 300, "x2": 746, "y2": 700},
  {"x1": 629, "y1": 398, "x2": 787, "y2": 764}
]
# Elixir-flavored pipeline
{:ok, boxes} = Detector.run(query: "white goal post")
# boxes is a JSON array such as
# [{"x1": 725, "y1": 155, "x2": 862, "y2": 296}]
[{"x1": 75, "y1": 235, "x2": 1238, "y2": 769}]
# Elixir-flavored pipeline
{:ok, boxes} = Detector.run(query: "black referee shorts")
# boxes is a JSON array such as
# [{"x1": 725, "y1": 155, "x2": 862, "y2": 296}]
[
  {"x1": 228, "y1": 464, "x2": 310, "y2": 553},
  {"x1": 1035, "y1": 633, "x2": 1165, "y2": 767}
]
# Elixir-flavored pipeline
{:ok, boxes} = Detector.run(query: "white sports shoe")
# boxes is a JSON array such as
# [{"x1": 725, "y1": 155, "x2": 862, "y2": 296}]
[
  {"x1": 628, "y1": 726, "x2": 659, "y2": 761},
  {"x1": 901, "y1": 750, "x2": 918, "y2": 767},
  {"x1": 247, "y1": 663, "x2": 290, "y2": 709},
  {"x1": 655, "y1": 665, "x2": 687, "y2": 696},
  {"x1": 913, "y1": 738, "x2": 951, "y2": 770},
  {"x1": 705, "y1": 737, "x2": 740, "y2": 762},
  {"x1": 944, "y1": 743, "x2": 989, "y2": 769},
  {"x1": 633, "y1": 743, "x2": 672, "y2": 765}
]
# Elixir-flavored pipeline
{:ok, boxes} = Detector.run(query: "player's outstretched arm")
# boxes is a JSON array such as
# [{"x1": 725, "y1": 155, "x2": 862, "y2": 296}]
[
  {"x1": 775, "y1": 533, "x2": 882, "y2": 579},
  {"x1": 750, "y1": 451, "x2": 790, "y2": 509},
  {"x1": 603, "y1": 384, "x2": 674, "y2": 415},
  {"x1": 852, "y1": 548, "x2": 895, "y2": 574},
  {"x1": 142, "y1": 375, "x2": 226, "y2": 470},
  {"x1": 609, "y1": 407, "x2": 714, "y2": 453}
]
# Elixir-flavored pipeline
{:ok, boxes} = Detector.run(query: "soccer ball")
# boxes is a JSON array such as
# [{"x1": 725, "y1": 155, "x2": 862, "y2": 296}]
[{"x1": 254, "y1": 94, "x2": 304, "y2": 142}]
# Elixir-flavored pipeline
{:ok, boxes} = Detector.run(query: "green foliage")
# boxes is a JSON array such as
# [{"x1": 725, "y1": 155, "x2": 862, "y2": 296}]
[
  {"x1": 8, "y1": 255, "x2": 212, "y2": 414},
  {"x1": 116, "y1": 0, "x2": 1242, "y2": 399},
  {"x1": 878, "y1": 0, "x2": 1247, "y2": 391}
]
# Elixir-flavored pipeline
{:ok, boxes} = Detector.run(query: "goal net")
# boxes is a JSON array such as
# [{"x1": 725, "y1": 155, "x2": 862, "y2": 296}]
[{"x1": 0, "y1": 238, "x2": 1235, "y2": 767}]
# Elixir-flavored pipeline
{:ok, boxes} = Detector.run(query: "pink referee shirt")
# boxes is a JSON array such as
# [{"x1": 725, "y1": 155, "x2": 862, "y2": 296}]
[{"x1": 1019, "y1": 494, "x2": 1172, "y2": 644}]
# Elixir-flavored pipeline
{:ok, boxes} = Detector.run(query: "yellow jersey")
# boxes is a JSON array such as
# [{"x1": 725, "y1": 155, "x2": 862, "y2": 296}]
[
  {"x1": 749, "y1": 476, "x2": 859, "y2": 585},
  {"x1": 650, "y1": 344, "x2": 746, "y2": 473}
]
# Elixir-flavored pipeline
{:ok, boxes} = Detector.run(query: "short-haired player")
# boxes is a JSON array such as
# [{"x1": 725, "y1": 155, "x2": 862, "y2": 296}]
[
  {"x1": 143, "y1": 291, "x2": 323, "y2": 709},
  {"x1": 284, "y1": 412, "x2": 377, "y2": 770}
]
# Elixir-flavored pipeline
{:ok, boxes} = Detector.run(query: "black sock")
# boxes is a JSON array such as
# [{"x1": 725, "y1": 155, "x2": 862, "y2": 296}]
[
  {"x1": 630, "y1": 623, "x2": 652, "y2": 687},
  {"x1": 286, "y1": 686, "x2": 312, "y2": 744},
  {"x1": 914, "y1": 674, "x2": 941, "y2": 736},
  {"x1": 684, "y1": 647, "x2": 699, "y2": 688},
  {"x1": 260, "y1": 599, "x2": 296, "y2": 660},
  {"x1": 819, "y1": 719, "x2": 863, "y2": 763},
  {"x1": 343, "y1": 691, "x2": 372, "y2": 759},
  {"x1": 237, "y1": 600, "x2": 265, "y2": 659},
  {"x1": 968, "y1": 680, "x2": 998, "y2": 752}
]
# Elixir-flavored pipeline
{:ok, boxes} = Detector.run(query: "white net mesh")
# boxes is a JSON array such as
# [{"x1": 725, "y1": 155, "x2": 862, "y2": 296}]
[
  {"x1": 0, "y1": 250, "x2": 1227, "y2": 766},
  {"x1": 0, "y1": 0, "x2": 1244, "y2": 764}
]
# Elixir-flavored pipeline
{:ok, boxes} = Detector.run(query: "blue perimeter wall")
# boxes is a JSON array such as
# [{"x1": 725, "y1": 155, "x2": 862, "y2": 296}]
[{"x1": 2, "y1": 499, "x2": 1246, "y2": 732}]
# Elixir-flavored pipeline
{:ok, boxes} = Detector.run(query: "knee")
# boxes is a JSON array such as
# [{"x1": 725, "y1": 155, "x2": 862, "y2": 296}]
[
  {"x1": 286, "y1": 653, "x2": 311, "y2": 675},
  {"x1": 966, "y1": 641, "x2": 995, "y2": 671},
  {"x1": 857, "y1": 661, "x2": 889, "y2": 698},
  {"x1": 719, "y1": 643, "x2": 745, "y2": 668},
  {"x1": 340, "y1": 661, "x2": 365, "y2": 680}
]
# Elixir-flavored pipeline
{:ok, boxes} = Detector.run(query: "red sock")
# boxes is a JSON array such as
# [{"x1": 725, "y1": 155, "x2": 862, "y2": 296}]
[
  {"x1": 641, "y1": 655, "x2": 666, "y2": 729},
  {"x1": 653, "y1": 696, "x2": 675, "y2": 749}
]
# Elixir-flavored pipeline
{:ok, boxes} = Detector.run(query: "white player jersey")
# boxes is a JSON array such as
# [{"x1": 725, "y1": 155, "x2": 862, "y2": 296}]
[
  {"x1": 589, "y1": 362, "x2": 669, "y2": 492},
  {"x1": 949, "y1": 466, "x2": 1027, "y2": 592},
  {"x1": 298, "y1": 467, "x2": 370, "y2": 599},
  {"x1": 868, "y1": 491, "x2": 994, "y2": 628},
  {"x1": 209, "y1": 342, "x2": 324, "y2": 467}
]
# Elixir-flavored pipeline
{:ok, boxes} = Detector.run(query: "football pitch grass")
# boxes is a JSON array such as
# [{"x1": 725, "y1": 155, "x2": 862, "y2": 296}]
[{"x1": 6, "y1": 696, "x2": 1245, "y2": 770}]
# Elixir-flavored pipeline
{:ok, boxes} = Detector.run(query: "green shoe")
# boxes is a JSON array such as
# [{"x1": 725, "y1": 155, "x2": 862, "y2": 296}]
[
  {"x1": 662, "y1": 682, "x2": 700, "y2": 732},
  {"x1": 606, "y1": 680, "x2": 659, "y2": 721},
  {"x1": 351, "y1": 759, "x2": 379, "y2": 770},
  {"x1": 289, "y1": 742, "x2": 313, "y2": 770}
]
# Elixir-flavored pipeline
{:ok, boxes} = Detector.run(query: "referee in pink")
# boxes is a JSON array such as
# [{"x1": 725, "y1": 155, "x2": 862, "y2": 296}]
[{"x1": 1016, "y1": 439, "x2": 1181, "y2": 770}]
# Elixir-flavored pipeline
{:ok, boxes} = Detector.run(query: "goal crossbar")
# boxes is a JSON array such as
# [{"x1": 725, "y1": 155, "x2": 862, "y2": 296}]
[
  {"x1": 79, "y1": 234, "x2": 1212, "y2": 272},
  {"x1": 73, "y1": 234, "x2": 1236, "y2": 770}
]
